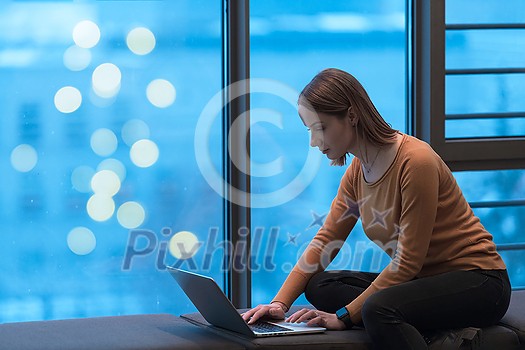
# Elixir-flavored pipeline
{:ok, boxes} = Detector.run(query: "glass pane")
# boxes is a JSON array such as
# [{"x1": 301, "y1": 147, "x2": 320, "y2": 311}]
[
  {"x1": 446, "y1": 29, "x2": 525, "y2": 70},
  {"x1": 453, "y1": 169, "x2": 525, "y2": 288},
  {"x1": 250, "y1": 0, "x2": 405, "y2": 306},
  {"x1": 446, "y1": 0, "x2": 525, "y2": 24},
  {"x1": 472, "y1": 206, "x2": 525, "y2": 245},
  {"x1": 446, "y1": 74, "x2": 525, "y2": 114},
  {"x1": 454, "y1": 169, "x2": 525, "y2": 202},
  {"x1": 445, "y1": 117, "x2": 525, "y2": 138},
  {"x1": 0, "y1": 1, "x2": 223, "y2": 322}
]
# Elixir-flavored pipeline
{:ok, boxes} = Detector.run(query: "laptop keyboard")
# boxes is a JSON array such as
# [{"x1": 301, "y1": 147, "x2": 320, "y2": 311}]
[{"x1": 250, "y1": 321, "x2": 291, "y2": 333}]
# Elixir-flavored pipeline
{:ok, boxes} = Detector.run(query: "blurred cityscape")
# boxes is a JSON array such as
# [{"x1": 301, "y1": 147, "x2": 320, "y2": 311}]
[{"x1": 0, "y1": 0, "x2": 524, "y2": 323}]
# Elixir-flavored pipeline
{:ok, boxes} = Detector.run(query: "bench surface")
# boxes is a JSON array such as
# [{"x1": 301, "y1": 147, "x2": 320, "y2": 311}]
[{"x1": 0, "y1": 291, "x2": 523, "y2": 349}]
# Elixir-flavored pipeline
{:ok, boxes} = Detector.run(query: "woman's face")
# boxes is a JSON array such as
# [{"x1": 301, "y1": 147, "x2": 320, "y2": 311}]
[{"x1": 298, "y1": 104, "x2": 357, "y2": 160}]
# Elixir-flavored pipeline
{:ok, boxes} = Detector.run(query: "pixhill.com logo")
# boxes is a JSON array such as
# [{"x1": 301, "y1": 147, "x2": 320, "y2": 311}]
[{"x1": 122, "y1": 226, "x2": 398, "y2": 274}]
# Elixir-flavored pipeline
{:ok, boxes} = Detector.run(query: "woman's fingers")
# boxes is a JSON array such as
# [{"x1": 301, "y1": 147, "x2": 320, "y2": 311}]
[
  {"x1": 295, "y1": 309, "x2": 320, "y2": 324},
  {"x1": 285, "y1": 309, "x2": 347, "y2": 330},
  {"x1": 285, "y1": 308, "x2": 316, "y2": 323},
  {"x1": 306, "y1": 314, "x2": 323, "y2": 327},
  {"x1": 245, "y1": 306, "x2": 333, "y2": 329},
  {"x1": 241, "y1": 304, "x2": 286, "y2": 325},
  {"x1": 247, "y1": 307, "x2": 270, "y2": 324},
  {"x1": 241, "y1": 305, "x2": 261, "y2": 322},
  {"x1": 284, "y1": 308, "x2": 305, "y2": 322}
]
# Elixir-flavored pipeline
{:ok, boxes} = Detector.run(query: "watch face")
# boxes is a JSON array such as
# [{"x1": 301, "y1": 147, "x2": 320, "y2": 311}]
[{"x1": 336, "y1": 307, "x2": 348, "y2": 319}]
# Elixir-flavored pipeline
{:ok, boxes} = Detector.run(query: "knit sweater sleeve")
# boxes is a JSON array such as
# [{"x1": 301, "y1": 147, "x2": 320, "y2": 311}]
[
  {"x1": 345, "y1": 149, "x2": 440, "y2": 324},
  {"x1": 272, "y1": 160, "x2": 361, "y2": 309}
]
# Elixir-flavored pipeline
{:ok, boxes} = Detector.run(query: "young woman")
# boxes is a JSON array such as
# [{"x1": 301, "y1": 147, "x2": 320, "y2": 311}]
[{"x1": 241, "y1": 68, "x2": 511, "y2": 349}]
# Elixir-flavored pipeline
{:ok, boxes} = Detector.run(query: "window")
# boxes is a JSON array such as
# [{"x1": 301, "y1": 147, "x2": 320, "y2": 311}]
[
  {"x1": 0, "y1": 0, "x2": 223, "y2": 322},
  {"x1": 249, "y1": 0, "x2": 407, "y2": 306},
  {"x1": 454, "y1": 169, "x2": 525, "y2": 289},
  {"x1": 410, "y1": 0, "x2": 525, "y2": 288},
  {"x1": 410, "y1": 0, "x2": 525, "y2": 170}
]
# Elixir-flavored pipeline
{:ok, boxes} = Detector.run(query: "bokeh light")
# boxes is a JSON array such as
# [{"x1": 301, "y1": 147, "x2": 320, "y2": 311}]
[
  {"x1": 10, "y1": 144, "x2": 38, "y2": 172},
  {"x1": 67, "y1": 227, "x2": 96, "y2": 255},
  {"x1": 72, "y1": 20, "x2": 101, "y2": 49},
  {"x1": 121, "y1": 119, "x2": 150, "y2": 147},
  {"x1": 63, "y1": 45, "x2": 92, "y2": 71},
  {"x1": 130, "y1": 139, "x2": 159, "y2": 168},
  {"x1": 54, "y1": 86, "x2": 82, "y2": 113},
  {"x1": 92, "y1": 63, "x2": 121, "y2": 98},
  {"x1": 97, "y1": 159, "x2": 126, "y2": 182},
  {"x1": 126, "y1": 27, "x2": 156, "y2": 55},
  {"x1": 71, "y1": 165, "x2": 96, "y2": 193},
  {"x1": 90, "y1": 170, "x2": 121, "y2": 196},
  {"x1": 117, "y1": 202, "x2": 146, "y2": 229},
  {"x1": 90, "y1": 128, "x2": 118, "y2": 157},
  {"x1": 87, "y1": 194, "x2": 115, "y2": 222},
  {"x1": 169, "y1": 231, "x2": 200, "y2": 259},
  {"x1": 146, "y1": 79, "x2": 176, "y2": 108}
]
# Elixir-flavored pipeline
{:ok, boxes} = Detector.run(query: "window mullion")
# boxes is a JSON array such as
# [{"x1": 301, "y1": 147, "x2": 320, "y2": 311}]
[
  {"x1": 223, "y1": 0, "x2": 251, "y2": 308},
  {"x1": 410, "y1": 0, "x2": 446, "y2": 149}
]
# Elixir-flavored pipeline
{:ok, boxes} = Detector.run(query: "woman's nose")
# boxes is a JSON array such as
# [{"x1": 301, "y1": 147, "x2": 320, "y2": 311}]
[{"x1": 310, "y1": 132, "x2": 321, "y2": 148}]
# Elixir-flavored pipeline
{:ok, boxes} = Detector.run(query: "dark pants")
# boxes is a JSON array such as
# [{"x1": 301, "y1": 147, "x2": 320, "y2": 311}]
[{"x1": 304, "y1": 269, "x2": 511, "y2": 350}]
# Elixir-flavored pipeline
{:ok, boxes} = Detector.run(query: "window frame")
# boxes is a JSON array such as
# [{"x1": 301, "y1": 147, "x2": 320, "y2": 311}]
[
  {"x1": 408, "y1": 0, "x2": 525, "y2": 171},
  {"x1": 223, "y1": 0, "x2": 252, "y2": 308}
]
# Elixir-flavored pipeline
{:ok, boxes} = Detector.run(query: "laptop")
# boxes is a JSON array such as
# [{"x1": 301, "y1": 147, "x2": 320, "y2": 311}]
[{"x1": 167, "y1": 266, "x2": 326, "y2": 337}]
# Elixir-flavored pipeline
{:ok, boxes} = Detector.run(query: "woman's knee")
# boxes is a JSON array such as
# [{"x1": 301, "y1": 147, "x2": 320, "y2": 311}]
[
  {"x1": 304, "y1": 271, "x2": 331, "y2": 305},
  {"x1": 362, "y1": 291, "x2": 401, "y2": 326}
]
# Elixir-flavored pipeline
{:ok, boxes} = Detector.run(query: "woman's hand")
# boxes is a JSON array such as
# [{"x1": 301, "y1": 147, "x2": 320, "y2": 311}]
[
  {"x1": 286, "y1": 308, "x2": 346, "y2": 330},
  {"x1": 241, "y1": 302, "x2": 287, "y2": 325}
]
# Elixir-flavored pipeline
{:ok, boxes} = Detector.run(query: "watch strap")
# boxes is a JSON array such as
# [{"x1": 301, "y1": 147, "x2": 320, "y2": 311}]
[{"x1": 336, "y1": 306, "x2": 354, "y2": 329}]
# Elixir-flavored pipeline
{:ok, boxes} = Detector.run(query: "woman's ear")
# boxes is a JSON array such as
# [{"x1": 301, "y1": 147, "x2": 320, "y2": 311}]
[{"x1": 347, "y1": 106, "x2": 358, "y2": 127}]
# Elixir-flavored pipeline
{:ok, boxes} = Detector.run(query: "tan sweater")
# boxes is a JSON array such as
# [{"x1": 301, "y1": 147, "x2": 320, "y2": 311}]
[{"x1": 273, "y1": 134, "x2": 506, "y2": 324}]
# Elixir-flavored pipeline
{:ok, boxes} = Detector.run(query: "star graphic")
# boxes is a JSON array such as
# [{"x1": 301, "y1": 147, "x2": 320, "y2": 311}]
[
  {"x1": 367, "y1": 208, "x2": 392, "y2": 230},
  {"x1": 390, "y1": 223, "x2": 408, "y2": 239},
  {"x1": 336, "y1": 194, "x2": 369, "y2": 223},
  {"x1": 285, "y1": 232, "x2": 301, "y2": 246},
  {"x1": 307, "y1": 210, "x2": 327, "y2": 230}
]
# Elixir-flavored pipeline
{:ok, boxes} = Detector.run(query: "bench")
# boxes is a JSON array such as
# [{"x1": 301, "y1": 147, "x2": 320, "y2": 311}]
[
  {"x1": 182, "y1": 289, "x2": 525, "y2": 349},
  {"x1": 1, "y1": 290, "x2": 524, "y2": 349}
]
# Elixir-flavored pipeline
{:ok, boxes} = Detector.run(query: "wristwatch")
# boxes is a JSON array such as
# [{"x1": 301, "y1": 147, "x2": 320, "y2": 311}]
[{"x1": 336, "y1": 306, "x2": 354, "y2": 329}]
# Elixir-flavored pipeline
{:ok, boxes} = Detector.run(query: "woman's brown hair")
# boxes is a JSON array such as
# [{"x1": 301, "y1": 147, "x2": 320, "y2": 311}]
[{"x1": 299, "y1": 68, "x2": 398, "y2": 166}]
